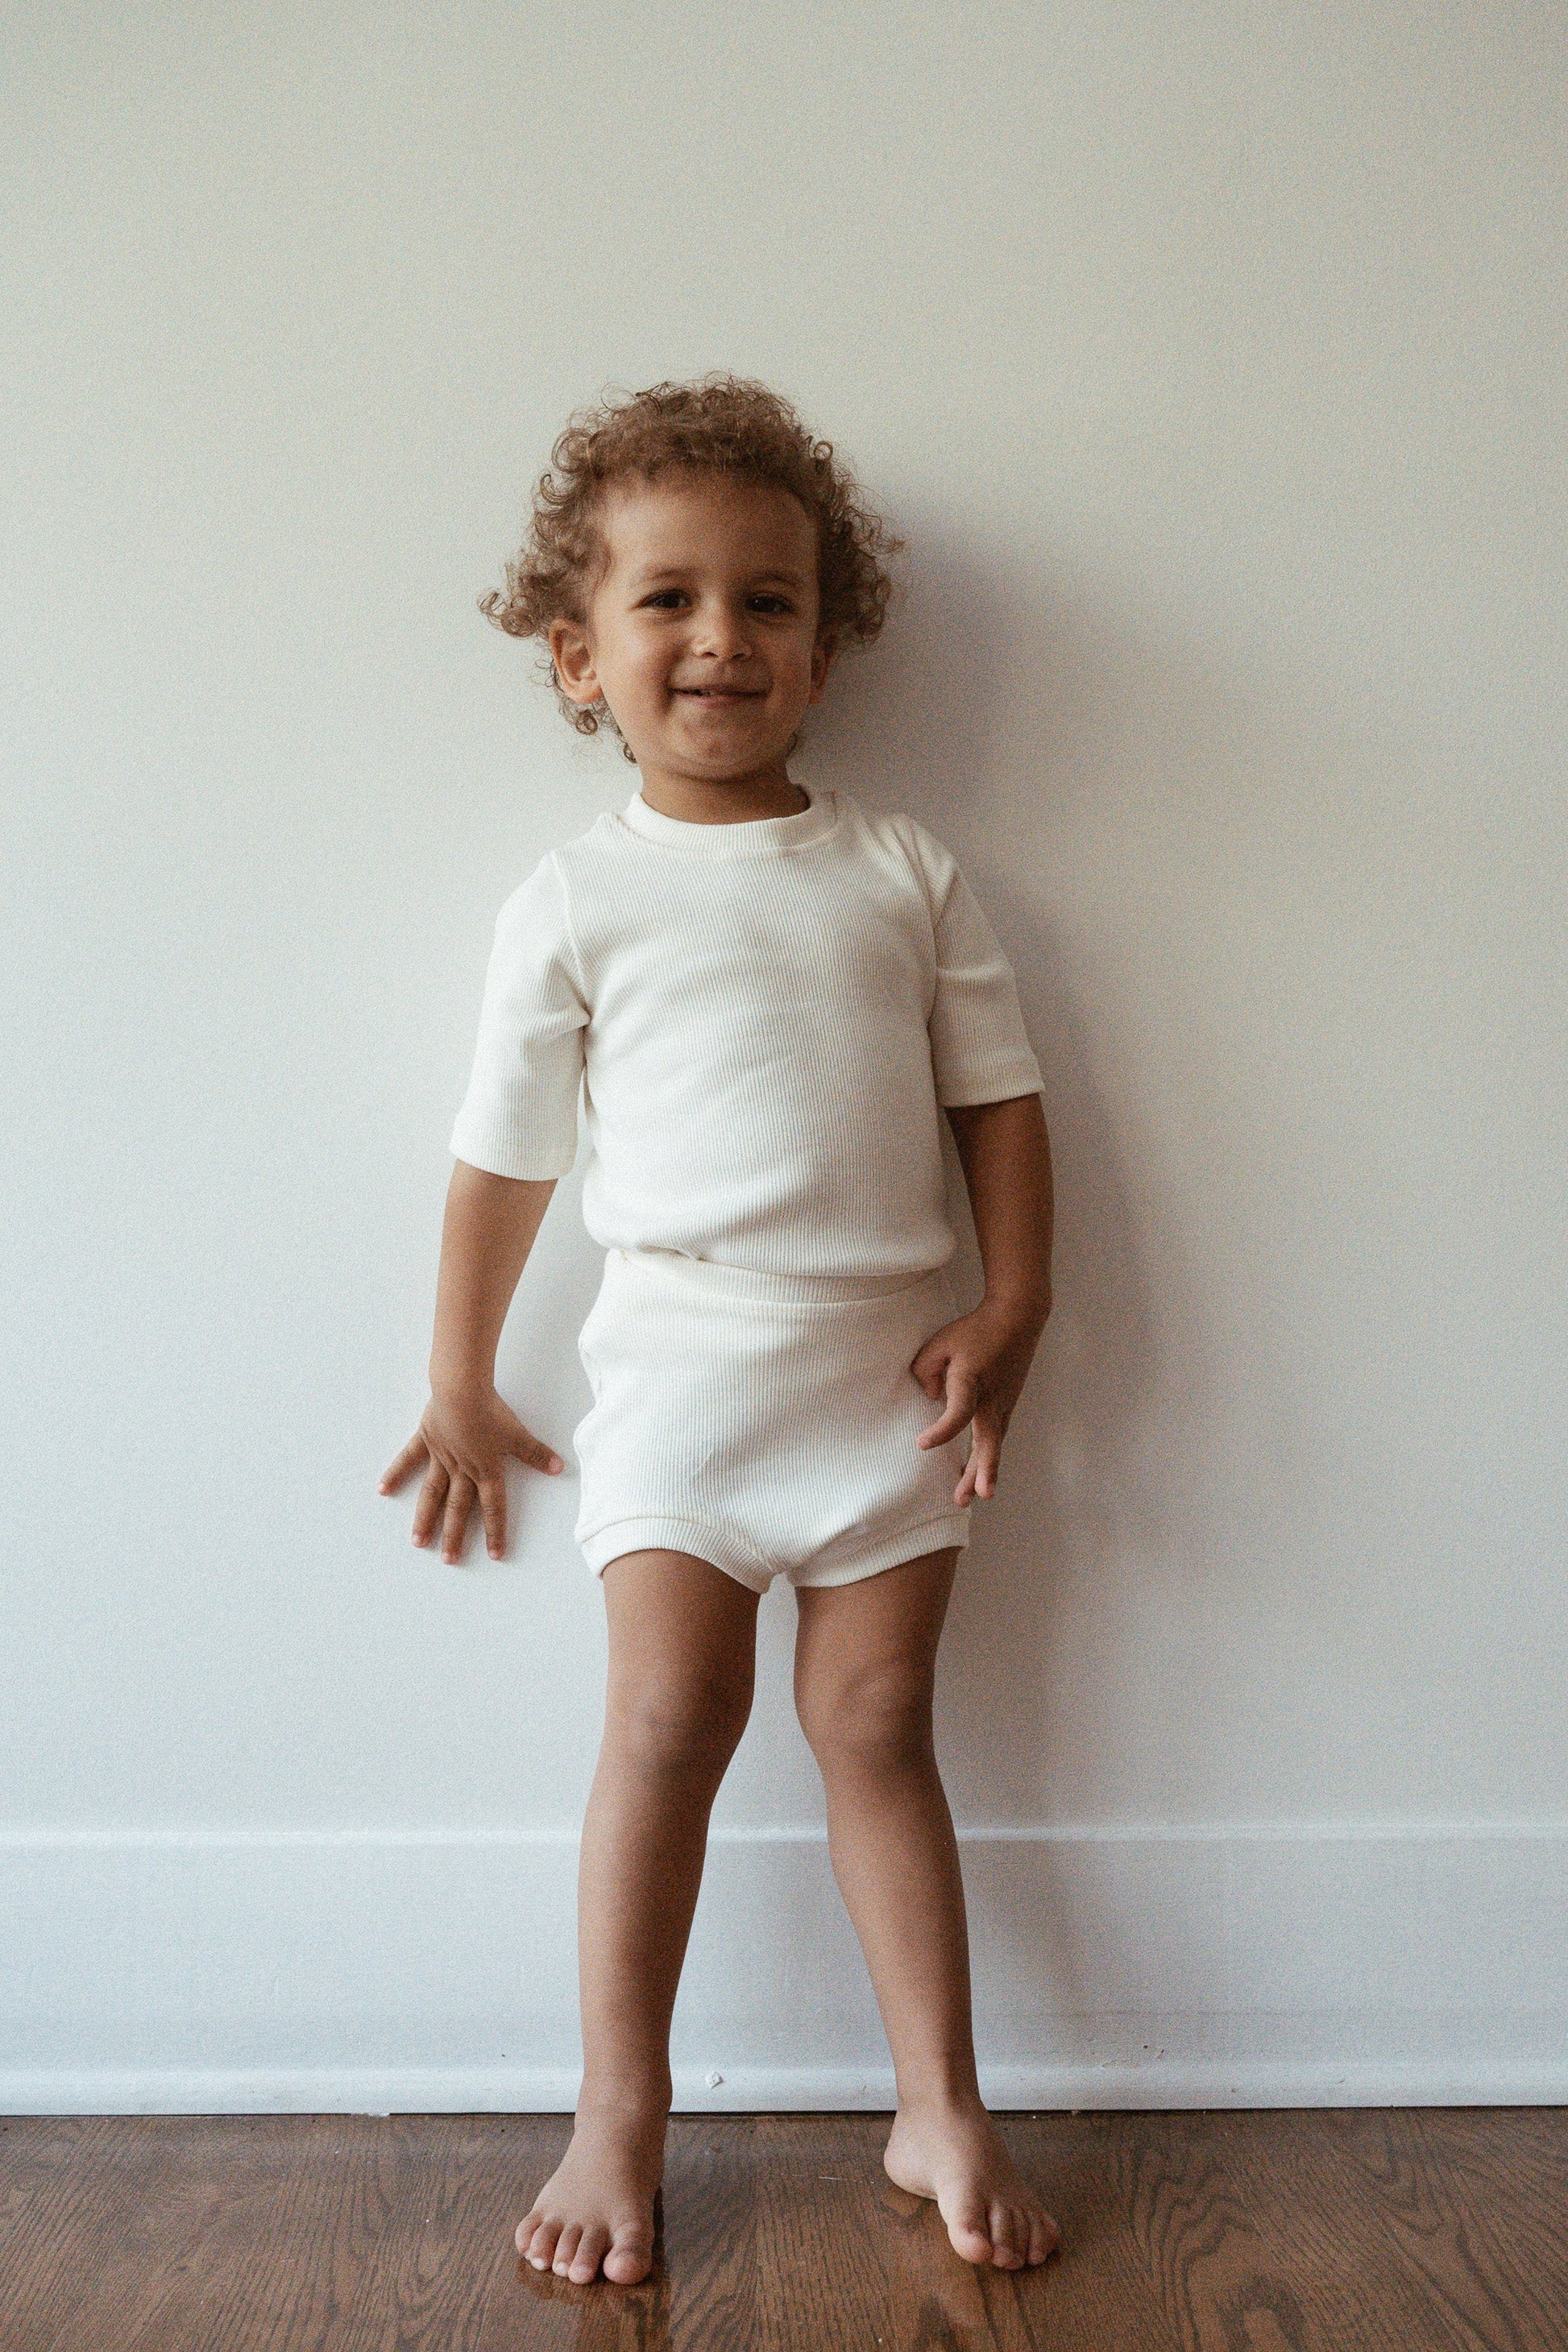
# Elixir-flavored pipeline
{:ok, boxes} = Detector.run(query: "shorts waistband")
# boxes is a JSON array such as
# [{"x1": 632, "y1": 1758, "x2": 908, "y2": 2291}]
[{"x1": 606, "y1": 1247, "x2": 945, "y2": 1305}]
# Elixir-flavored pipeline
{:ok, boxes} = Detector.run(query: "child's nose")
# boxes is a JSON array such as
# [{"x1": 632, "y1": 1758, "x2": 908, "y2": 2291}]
[{"x1": 690, "y1": 601, "x2": 753, "y2": 657}]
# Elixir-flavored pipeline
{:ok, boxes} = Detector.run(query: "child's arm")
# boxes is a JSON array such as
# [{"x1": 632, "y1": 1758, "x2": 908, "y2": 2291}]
[
  {"x1": 911, "y1": 1092, "x2": 1053, "y2": 1504},
  {"x1": 380, "y1": 1160, "x2": 566, "y2": 1563}
]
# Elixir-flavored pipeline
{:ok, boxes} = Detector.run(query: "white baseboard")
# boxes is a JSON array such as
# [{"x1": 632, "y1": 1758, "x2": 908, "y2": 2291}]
[
  {"x1": 5, "y1": 2059, "x2": 1568, "y2": 2117},
  {"x1": 4, "y1": 1824, "x2": 1566, "y2": 2113}
]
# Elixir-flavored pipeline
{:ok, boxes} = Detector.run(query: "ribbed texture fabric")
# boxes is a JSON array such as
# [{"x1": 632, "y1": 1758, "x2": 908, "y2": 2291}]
[
  {"x1": 450, "y1": 785, "x2": 1043, "y2": 1278},
  {"x1": 572, "y1": 1249, "x2": 973, "y2": 1590}
]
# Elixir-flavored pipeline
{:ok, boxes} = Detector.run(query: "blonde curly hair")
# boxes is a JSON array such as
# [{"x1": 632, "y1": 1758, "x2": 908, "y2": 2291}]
[{"x1": 479, "y1": 374, "x2": 902, "y2": 750}]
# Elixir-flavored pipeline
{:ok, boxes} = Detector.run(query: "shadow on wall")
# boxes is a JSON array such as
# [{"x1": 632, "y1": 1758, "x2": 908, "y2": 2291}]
[
  {"x1": 789, "y1": 523, "x2": 1218, "y2": 2036},
  {"x1": 799, "y1": 525, "x2": 1177, "y2": 1828}
]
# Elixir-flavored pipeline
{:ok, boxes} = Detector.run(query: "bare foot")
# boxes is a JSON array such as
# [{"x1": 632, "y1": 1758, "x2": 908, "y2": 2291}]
[
  {"x1": 514, "y1": 2099, "x2": 667, "y2": 2285},
  {"x1": 883, "y1": 2097, "x2": 1061, "y2": 2270}
]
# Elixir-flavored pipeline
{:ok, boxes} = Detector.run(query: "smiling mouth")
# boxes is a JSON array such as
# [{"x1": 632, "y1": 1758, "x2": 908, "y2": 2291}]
[{"x1": 674, "y1": 686, "x2": 765, "y2": 700}]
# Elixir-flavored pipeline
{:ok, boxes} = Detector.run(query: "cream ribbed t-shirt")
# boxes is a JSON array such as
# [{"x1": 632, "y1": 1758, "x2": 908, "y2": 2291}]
[{"x1": 449, "y1": 785, "x2": 1043, "y2": 1279}]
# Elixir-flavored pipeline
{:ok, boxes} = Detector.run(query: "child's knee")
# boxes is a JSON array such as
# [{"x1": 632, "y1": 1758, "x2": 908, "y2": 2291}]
[
  {"x1": 795, "y1": 1661, "x2": 935, "y2": 1773},
  {"x1": 608, "y1": 1671, "x2": 753, "y2": 1779}
]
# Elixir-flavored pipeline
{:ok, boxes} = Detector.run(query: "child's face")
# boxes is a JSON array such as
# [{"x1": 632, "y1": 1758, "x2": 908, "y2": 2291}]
[{"x1": 549, "y1": 472, "x2": 834, "y2": 786}]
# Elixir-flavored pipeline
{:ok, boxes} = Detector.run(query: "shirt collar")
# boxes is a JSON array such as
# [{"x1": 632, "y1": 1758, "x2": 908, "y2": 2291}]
[{"x1": 616, "y1": 784, "x2": 839, "y2": 854}]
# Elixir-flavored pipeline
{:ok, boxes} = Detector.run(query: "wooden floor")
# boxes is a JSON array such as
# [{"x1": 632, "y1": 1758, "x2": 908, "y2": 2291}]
[{"x1": 2, "y1": 2108, "x2": 1565, "y2": 2350}]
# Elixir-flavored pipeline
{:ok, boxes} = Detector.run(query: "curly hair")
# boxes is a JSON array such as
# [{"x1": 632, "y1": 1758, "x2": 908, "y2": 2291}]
[{"x1": 478, "y1": 374, "x2": 902, "y2": 748}]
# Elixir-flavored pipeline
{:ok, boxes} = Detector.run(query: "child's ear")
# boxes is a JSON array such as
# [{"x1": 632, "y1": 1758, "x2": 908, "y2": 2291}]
[
  {"x1": 809, "y1": 630, "x2": 839, "y2": 699},
  {"x1": 549, "y1": 616, "x2": 599, "y2": 706}
]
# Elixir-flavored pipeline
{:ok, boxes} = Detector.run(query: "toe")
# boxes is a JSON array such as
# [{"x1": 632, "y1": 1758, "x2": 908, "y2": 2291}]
[
  {"x1": 551, "y1": 2221, "x2": 583, "y2": 2276},
  {"x1": 942, "y1": 2194, "x2": 993, "y2": 2265},
  {"x1": 568, "y1": 2223, "x2": 610, "y2": 2283},
  {"x1": 1029, "y1": 2207, "x2": 1062, "y2": 2265},
  {"x1": 603, "y1": 2221, "x2": 656, "y2": 2284},
  {"x1": 989, "y1": 2201, "x2": 1023, "y2": 2268},
  {"x1": 525, "y1": 2217, "x2": 562, "y2": 2271},
  {"x1": 513, "y1": 2206, "x2": 543, "y2": 2259}
]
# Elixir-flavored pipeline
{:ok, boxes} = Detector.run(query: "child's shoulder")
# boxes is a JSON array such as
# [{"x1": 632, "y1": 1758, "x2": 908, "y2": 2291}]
[
  {"x1": 488, "y1": 803, "x2": 622, "y2": 911},
  {"x1": 845, "y1": 799, "x2": 962, "y2": 901}
]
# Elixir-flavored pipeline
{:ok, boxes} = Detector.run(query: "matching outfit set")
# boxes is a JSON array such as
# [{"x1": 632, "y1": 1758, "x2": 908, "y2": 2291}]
[{"x1": 450, "y1": 784, "x2": 1043, "y2": 1595}]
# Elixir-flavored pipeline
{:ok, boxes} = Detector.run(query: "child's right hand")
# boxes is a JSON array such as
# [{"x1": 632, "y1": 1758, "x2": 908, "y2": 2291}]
[{"x1": 380, "y1": 1388, "x2": 564, "y2": 1564}]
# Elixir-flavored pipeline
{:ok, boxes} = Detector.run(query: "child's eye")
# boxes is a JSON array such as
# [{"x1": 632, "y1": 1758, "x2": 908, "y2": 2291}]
[{"x1": 637, "y1": 589, "x2": 794, "y2": 615}]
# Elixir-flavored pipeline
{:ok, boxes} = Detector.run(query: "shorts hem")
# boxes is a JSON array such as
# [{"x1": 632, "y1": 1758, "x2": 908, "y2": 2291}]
[
  {"x1": 789, "y1": 1512, "x2": 973, "y2": 1590},
  {"x1": 579, "y1": 1516, "x2": 774, "y2": 1595}
]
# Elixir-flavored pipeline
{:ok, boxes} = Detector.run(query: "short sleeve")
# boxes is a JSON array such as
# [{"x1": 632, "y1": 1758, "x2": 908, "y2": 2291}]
[
  {"x1": 898, "y1": 819, "x2": 1043, "y2": 1109},
  {"x1": 448, "y1": 855, "x2": 589, "y2": 1179}
]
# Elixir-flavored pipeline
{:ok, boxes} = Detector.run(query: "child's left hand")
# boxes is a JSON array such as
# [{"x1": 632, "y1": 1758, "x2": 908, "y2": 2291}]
[{"x1": 910, "y1": 1302, "x2": 1046, "y2": 1504}]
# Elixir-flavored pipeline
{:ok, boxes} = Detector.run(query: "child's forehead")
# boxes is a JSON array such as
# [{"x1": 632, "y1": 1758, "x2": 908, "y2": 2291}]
[{"x1": 595, "y1": 471, "x2": 816, "y2": 571}]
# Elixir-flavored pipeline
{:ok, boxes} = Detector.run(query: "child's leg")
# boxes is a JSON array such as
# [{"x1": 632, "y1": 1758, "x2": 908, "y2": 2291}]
[
  {"x1": 516, "y1": 1547, "x2": 761, "y2": 2286},
  {"x1": 792, "y1": 1548, "x2": 1060, "y2": 2271}
]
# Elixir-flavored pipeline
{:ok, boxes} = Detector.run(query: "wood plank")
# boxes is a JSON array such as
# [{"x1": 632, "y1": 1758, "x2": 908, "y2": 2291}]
[
  {"x1": 115, "y1": 2116, "x2": 525, "y2": 2352},
  {"x1": 2, "y1": 2109, "x2": 1565, "y2": 2352},
  {"x1": 1262, "y1": 2108, "x2": 1568, "y2": 2352},
  {"x1": 1, "y1": 2115, "x2": 192, "y2": 2352}
]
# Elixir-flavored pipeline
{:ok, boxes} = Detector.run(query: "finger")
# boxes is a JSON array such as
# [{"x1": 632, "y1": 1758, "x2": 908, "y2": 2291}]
[
  {"x1": 441, "y1": 1473, "x2": 475, "y2": 1563},
  {"x1": 917, "y1": 1367, "x2": 979, "y2": 1450},
  {"x1": 478, "y1": 1475, "x2": 508, "y2": 1561},
  {"x1": 410, "y1": 1461, "x2": 450, "y2": 1548},
  {"x1": 956, "y1": 1425, "x2": 1002, "y2": 1504},
  {"x1": 379, "y1": 1431, "x2": 429, "y2": 1494},
  {"x1": 908, "y1": 1338, "x2": 952, "y2": 1399},
  {"x1": 510, "y1": 1428, "x2": 565, "y2": 1475}
]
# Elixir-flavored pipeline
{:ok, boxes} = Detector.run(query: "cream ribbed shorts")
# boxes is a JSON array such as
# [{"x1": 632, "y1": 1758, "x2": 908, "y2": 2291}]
[{"x1": 570, "y1": 1247, "x2": 973, "y2": 1594}]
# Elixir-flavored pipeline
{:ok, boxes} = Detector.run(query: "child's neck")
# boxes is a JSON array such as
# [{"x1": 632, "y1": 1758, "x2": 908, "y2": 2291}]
[{"x1": 636, "y1": 764, "x2": 809, "y2": 827}]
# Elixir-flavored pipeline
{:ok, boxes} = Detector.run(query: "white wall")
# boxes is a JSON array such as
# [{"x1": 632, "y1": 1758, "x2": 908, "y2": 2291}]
[{"x1": 4, "y1": 2, "x2": 1565, "y2": 2110}]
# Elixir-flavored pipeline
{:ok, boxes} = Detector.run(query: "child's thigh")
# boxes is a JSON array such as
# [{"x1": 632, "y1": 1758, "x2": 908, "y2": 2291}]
[
  {"x1": 600, "y1": 1546, "x2": 762, "y2": 1711},
  {"x1": 790, "y1": 1546, "x2": 961, "y2": 1712}
]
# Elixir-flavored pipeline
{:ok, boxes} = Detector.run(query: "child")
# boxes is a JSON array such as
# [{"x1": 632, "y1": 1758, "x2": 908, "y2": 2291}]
[{"x1": 380, "y1": 376, "x2": 1059, "y2": 2288}]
